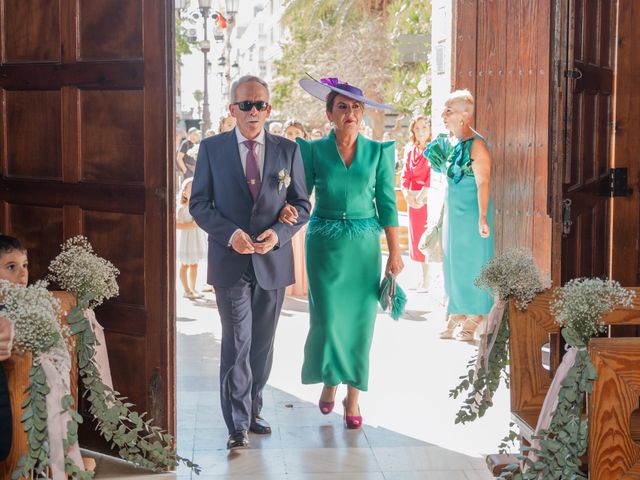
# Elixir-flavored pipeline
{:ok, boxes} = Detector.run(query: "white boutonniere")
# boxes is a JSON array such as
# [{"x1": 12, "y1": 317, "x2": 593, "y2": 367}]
[{"x1": 277, "y1": 168, "x2": 291, "y2": 192}]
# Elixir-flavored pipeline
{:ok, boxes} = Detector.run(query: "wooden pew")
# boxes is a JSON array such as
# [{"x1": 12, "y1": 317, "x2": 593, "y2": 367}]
[
  {"x1": 489, "y1": 288, "x2": 640, "y2": 478},
  {"x1": 0, "y1": 291, "x2": 77, "y2": 479}
]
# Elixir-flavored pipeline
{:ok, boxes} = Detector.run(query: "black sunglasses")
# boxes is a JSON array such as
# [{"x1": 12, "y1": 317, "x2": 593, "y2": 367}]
[{"x1": 233, "y1": 101, "x2": 269, "y2": 112}]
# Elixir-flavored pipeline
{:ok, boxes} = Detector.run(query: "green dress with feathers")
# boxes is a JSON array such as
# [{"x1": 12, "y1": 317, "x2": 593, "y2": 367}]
[{"x1": 297, "y1": 131, "x2": 398, "y2": 391}]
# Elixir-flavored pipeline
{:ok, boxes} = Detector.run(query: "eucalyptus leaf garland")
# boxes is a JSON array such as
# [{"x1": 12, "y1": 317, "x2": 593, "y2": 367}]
[
  {"x1": 12, "y1": 363, "x2": 50, "y2": 480},
  {"x1": 503, "y1": 345, "x2": 595, "y2": 480},
  {"x1": 69, "y1": 295, "x2": 200, "y2": 474},
  {"x1": 501, "y1": 278, "x2": 634, "y2": 479},
  {"x1": 449, "y1": 307, "x2": 510, "y2": 423}
]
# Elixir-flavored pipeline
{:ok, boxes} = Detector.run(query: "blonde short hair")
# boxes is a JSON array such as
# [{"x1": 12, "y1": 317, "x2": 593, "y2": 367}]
[{"x1": 447, "y1": 89, "x2": 474, "y2": 115}]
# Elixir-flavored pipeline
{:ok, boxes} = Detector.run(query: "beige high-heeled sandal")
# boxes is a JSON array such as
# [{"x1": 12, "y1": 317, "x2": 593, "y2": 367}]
[
  {"x1": 439, "y1": 314, "x2": 466, "y2": 339},
  {"x1": 456, "y1": 315, "x2": 482, "y2": 342}
]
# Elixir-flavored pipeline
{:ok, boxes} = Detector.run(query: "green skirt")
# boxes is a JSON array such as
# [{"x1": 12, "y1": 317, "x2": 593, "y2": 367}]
[{"x1": 301, "y1": 217, "x2": 382, "y2": 391}]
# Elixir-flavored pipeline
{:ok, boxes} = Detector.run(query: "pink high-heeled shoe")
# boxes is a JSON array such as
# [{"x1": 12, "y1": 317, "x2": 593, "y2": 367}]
[
  {"x1": 318, "y1": 399, "x2": 335, "y2": 415},
  {"x1": 342, "y1": 399, "x2": 363, "y2": 429}
]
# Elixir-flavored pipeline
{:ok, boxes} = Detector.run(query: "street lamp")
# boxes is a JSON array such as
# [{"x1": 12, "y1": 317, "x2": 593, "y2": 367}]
[
  {"x1": 224, "y1": 0, "x2": 240, "y2": 103},
  {"x1": 198, "y1": 0, "x2": 213, "y2": 131}
]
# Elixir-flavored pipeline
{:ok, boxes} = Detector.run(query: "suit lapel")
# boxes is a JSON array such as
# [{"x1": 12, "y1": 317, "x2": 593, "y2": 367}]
[
  {"x1": 255, "y1": 132, "x2": 281, "y2": 204},
  {"x1": 227, "y1": 130, "x2": 253, "y2": 204}
]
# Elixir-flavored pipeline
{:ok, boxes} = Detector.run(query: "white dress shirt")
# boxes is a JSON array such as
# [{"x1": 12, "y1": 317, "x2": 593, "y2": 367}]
[{"x1": 235, "y1": 127, "x2": 266, "y2": 178}]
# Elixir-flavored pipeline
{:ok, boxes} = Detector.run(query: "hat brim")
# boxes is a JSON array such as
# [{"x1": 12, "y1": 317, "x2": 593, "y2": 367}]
[{"x1": 299, "y1": 78, "x2": 394, "y2": 111}]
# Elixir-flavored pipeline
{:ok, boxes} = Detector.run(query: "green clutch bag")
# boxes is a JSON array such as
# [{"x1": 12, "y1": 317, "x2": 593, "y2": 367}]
[{"x1": 378, "y1": 273, "x2": 407, "y2": 321}]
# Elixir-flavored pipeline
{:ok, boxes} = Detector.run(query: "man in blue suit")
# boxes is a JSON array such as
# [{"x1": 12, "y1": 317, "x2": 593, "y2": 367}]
[{"x1": 190, "y1": 75, "x2": 310, "y2": 450}]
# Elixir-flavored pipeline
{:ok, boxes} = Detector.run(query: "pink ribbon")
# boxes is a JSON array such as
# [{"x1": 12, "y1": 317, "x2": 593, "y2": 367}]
[
  {"x1": 39, "y1": 350, "x2": 85, "y2": 480},
  {"x1": 84, "y1": 309, "x2": 113, "y2": 390},
  {"x1": 523, "y1": 346, "x2": 579, "y2": 471}
]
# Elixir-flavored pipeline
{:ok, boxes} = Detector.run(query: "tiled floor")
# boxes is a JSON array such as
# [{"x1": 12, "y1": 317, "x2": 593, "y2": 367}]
[{"x1": 91, "y1": 258, "x2": 509, "y2": 479}]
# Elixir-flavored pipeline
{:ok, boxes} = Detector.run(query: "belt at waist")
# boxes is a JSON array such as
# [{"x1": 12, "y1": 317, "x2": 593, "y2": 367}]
[{"x1": 313, "y1": 207, "x2": 376, "y2": 220}]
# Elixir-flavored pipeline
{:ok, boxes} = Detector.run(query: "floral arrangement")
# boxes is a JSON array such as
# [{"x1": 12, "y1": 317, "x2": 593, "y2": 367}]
[
  {"x1": 551, "y1": 277, "x2": 634, "y2": 345},
  {"x1": 0, "y1": 279, "x2": 66, "y2": 356},
  {"x1": 450, "y1": 249, "x2": 548, "y2": 424},
  {"x1": 506, "y1": 278, "x2": 635, "y2": 480},
  {"x1": 474, "y1": 249, "x2": 550, "y2": 309},
  {"x1": 0, "y1": 280, "x2": 89, "y2": 479},
  {"x1": 48, "y1": 236, "x2": 200, "y2": 474},
  {"x1": 48, "y1": 236, "x2": 119, "y2": 309}
]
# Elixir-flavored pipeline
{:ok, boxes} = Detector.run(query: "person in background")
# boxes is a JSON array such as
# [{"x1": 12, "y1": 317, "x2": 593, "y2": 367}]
[
  {"x1": 177, "y1": 178, "x2": 207, "y2": 299},
  {"x1": 283, "y1": 119, "x2": 308, "y2": 142},
  {"x1": 268, "y1": 121, "x2": 283, "y2": 136},
  {"x1": 282, "y1": 119, "x2": 310, "y2": 297},
  {"x1": 204, "y1": 129, "x2": 216, "y2": 138},
  {"x1": 0, "y1": 234, "x2": 29, "y2": 461},
  {"x1": 280, "y1": 76, "x2": 402, "y2": 429},
  {"x1": 310, "y1": 129, "x2": 323, "y2": 140},
  {"x1": 401, "y1": 115, "x2": 432, "y2": 291},
  {"x1": 426, "y1": 89, "x2": 494, "y2": 341},
  {"x1": 218, "y1": 114, "x2": 236, "y2": 133},
  {"x1": 177, "y1": 127, "x2": 201, "y2": 179},
  {"x1": 322, "y1": 121, "x2": 333, "y2": 136}
]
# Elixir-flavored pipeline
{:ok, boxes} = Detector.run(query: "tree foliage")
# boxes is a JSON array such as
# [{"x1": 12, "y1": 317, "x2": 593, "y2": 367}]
[
  {"x1": 274, "y1": 0, "x2": 432, "y2": 127},
  {"x1": 274, "y1": 0, "x2": 391, "y2": 127},
  {"x1": 176, "y1": 13, "x2": 193, "y2": 67}
]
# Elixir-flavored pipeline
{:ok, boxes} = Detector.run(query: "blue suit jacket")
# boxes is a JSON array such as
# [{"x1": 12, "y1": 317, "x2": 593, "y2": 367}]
[{"x1": 189, "y1": 129, "x2": 310, "y2": 289}]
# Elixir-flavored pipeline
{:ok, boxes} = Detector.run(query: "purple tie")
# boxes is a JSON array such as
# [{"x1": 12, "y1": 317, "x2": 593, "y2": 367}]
[{"x1": 243, "y1": 140, "x2": 261, "y2": 201}]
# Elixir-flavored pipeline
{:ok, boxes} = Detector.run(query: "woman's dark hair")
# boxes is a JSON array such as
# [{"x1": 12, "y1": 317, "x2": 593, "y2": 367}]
[
  {"x1": 0, "y1": 234, "x2": 26, "y2": 256},
  {"x1": 325, "y1": 91, "x2": 340, "y2": 112},
  {"x1": 326, "y1": 91, "x2": 364, "y2": 113}
]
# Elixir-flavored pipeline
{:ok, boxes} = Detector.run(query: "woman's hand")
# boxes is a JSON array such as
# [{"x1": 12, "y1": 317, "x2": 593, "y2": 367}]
[
  {"x1": 385, "y1": 252, "x2": 404, "y2": 277},
  {"x1": 479, "y1": 217, "x2": 490, "y2": 238},
  {"x1": 278, "y1": 203, "x2": 298, "y2": 225}
]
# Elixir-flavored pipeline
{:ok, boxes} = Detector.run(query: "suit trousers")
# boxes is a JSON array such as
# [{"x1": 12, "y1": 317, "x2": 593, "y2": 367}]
[
  {"x1": 0, "y1": 362, "x2": 11, "y2": 460},
  {"x1": 214, "y1": 261, "x2": 285, "y2": 434}
]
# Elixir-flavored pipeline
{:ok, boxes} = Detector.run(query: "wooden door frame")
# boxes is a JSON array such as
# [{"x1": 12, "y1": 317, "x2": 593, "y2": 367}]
[{"x1": 549, "y1": 0, "x2": 573, "y2": 287}]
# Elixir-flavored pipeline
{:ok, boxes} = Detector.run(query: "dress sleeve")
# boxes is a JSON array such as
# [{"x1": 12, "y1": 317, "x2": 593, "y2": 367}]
[
  {"x1": 375, "y1": 141, "x2": 400, "y2": 228},
  {"x1": 400, "y1": 147, "x2": 412, "y2": 189},
  {"x1": 296, "y1": 137, "x2": 315, "y2": 195}
]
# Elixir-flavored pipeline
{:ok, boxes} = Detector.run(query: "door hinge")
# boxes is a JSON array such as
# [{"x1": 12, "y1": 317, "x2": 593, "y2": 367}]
[
  {"x1": 600, "y1": 167, "x2": 632, "y2": 197},
  {"x1": 562, "y1": 199, "x2": 572, "y2": 237},
  {"x1": 564, "y1": 68, "x2": 583, "y2": 80}
]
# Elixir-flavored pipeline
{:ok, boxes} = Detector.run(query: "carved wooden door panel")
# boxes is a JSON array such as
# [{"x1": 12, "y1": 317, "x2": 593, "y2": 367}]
[
  {"x1": 561, "y1": 0, "x2": 616, "y2": 281},
  {"x1": 0, "y1": 0, "x2": 175, "y2": 452}
]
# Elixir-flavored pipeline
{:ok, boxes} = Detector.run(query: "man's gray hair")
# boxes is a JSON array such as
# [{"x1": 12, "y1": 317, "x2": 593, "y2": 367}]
[{"x1": 230, "y1": 75, "x2": 270, "y2": 103}]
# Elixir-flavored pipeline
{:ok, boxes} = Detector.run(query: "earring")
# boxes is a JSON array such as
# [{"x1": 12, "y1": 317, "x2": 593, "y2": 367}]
[{"x1": 459, "y1": 120, "x2": 463, "y2": 126}]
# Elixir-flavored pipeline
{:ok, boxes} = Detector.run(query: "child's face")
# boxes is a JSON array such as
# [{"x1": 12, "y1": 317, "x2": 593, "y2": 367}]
[
  {"x1": 0, "y1": 250, "x2": 28, "y2": 287},
  {"x1": 183, "y1": 182, "x2": 192, "y2": 202}
]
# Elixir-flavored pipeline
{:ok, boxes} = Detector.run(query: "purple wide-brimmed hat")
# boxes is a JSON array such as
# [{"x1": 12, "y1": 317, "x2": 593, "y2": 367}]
[{"x1": 299, "y1": 75, "x2": 394, "y2": 111}]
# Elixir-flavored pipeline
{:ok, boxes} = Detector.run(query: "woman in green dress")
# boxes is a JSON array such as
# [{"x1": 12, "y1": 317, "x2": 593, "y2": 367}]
[
  {"x1": 426, "y1": 89, "x2": 494, "y2": 341},
  {"x1": 279, "y1": 77, "x2": 403, "y2": 428}
]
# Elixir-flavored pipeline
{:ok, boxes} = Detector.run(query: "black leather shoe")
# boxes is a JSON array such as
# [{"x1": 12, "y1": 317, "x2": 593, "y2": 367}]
[
  {"x1": 249, "y1": 415, "x2": 272, "y2": 435},
  {"x1": 227, "y1": 430, "x2": 249, "y2": 450}
]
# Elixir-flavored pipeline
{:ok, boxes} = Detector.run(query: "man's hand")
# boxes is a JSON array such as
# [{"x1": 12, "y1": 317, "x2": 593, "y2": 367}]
[
  {"x1": 278, "y1": 203, "x2": 298, "y2": 225},
  {"x1": 253, "y1": 229, "x2": 278, "y2": 254},
  {"x1": 231, "y1": 230, "x2": 256, "y2": 254},
  {"x1": 0, "y1": 316, "x2": 14, "y2": 361}
]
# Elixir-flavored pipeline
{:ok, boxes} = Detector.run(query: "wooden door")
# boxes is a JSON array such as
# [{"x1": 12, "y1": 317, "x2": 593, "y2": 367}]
[
  {"x1": 0, "y1": 0, "x2": 175, "y2": 453},
  {"x1": 561, "y1": 0, "x2": 617, "y2": 282}
]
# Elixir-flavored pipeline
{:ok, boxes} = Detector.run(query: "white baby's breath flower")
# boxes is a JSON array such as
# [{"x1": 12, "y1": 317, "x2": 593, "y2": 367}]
[
  {"x1": 48, "y1": 236, "x2": 120, "y2": 309},
  {"x1": 474, "y1": 248, "x2": 550, "y2": 309},
  {"x1": 0, "y1": 280, "x2": 68, "y2": 356},
  {"x1": 551, "y1": 277, "x2": 635, "y2": 343}
]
